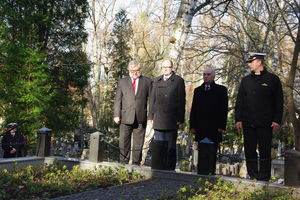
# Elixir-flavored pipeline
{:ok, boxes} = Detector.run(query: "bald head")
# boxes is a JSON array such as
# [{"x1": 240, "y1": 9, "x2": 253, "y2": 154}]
[{"x1": 161, "y1": 59, "x2": 174, "y2": 76}]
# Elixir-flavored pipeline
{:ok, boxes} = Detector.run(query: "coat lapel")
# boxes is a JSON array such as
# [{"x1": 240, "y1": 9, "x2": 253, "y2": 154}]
[
  {"x1": 126, "y1": 77, "x2": 134, "y2": 95},
  {"x1": 136, "y1": 76, "x2": 143, "y2": 95}
]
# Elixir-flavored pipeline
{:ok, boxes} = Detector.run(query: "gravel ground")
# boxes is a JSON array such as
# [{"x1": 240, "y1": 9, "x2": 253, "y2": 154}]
[{"x1": 51, "y1": 177, "x2": 199, "y2": 200}]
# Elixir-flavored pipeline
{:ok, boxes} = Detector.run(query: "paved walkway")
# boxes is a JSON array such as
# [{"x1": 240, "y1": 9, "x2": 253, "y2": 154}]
[{"x1": 52, "y1": 177, "x2": 198, "y2": 200}]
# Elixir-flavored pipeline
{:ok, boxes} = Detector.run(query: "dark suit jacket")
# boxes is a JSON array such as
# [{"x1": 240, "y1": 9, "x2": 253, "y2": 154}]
[
  {"x1": 190, "y1": 81, "x2": 228, "y2": 143},
  {"x1": 148, "y1": 72, "x2": 186, "y2": 130},
  {"x1": 114, "y1": 75, "x2": 152, "y2": 125}
]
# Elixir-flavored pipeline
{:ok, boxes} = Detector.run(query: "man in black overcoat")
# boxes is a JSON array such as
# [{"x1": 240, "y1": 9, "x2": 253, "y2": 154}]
[
  {"x1": 2, "y1": 123, "x2": 25, "y2": 158},
  {"x1": 190, "y1": 68, "x2": 228, "y2": 173},
  {"x1": 148, "y1": 59, "x2": 186, "y2": 170},
  {"x1": 235, "y1": 52, "x2": 283, "y2": 181},
  {"x1": 114, "y1": 60, "x2": 152, "y2": 165}
]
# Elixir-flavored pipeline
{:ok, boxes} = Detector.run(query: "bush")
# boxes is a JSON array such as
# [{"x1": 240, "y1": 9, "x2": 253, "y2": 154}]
[{"x1": 0, "y1": 159, "x2": 145, "y2": 199}]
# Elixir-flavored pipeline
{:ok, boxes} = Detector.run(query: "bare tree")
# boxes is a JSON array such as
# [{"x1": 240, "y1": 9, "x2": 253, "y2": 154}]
[
  {"x1": 164, "y1": 0, "x2": 232, "y2": 71},
  {"x1": 198, "y1": 0, "x2": 299, "y2": 150},
  {"x1": 85, "y1": 0, "x2": 116, "y2": 130},
  {"x1": 273, "y1": 0, "x2": 300, "y2": 150}
]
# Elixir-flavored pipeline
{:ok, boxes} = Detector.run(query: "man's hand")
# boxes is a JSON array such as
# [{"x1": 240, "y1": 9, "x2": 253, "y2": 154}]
[
  {"x1": 236, "y1": 122, "x2": 242, "y2": 132},
  {"x1": 217, "y1": 128, "x2": 223, "y2": 132},
  {"x1": 176, "y1": 122, "x2": 181, "y2": 125},
  {"x1": 114, "y1": 117, "x2": 121, "y2": 124},
  {"x1": 190, "y1": 128, "x2": 196, "y2": 134},
  {"x1": 271, "y1": 122, "x2": 280, "y2": 132},
  {"x1": 10, "y1": 148, "x2": 16, "y2": 154}
]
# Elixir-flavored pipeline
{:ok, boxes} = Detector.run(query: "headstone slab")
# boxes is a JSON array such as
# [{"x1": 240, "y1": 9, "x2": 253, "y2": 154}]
[
  {"x1": 151, "y1": 135, "x2": 168, "y2": 170},
  {"x1": 199, "y1": 137, "x2": 214, "y2": 144},
  {"x1": 284, "y1": 149, "x2": 299, "y2": 187},
  {"x1": 198, "y1": 137, "x2": 215, "y2": 175},
  {"x1": 89, "y1": 131, "x2": 104, "y2": 163},
  {"x1": 36, "y1": 127, "x2": 52, "y2": 157}
]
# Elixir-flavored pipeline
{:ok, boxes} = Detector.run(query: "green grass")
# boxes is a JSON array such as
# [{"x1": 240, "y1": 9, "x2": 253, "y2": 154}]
[
  {"x1": 0, "y1": 159, "x2": 145, "y2": 199},
  {"x1": 159, "y1": 177, "x2": 297, "y2": 200},
  {"x1": 1, "y1": 160, "x2": 296, "y2": 200}
]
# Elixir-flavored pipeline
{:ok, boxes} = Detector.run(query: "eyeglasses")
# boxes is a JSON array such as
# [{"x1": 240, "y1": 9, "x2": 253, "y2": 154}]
[
  {"x1": 162, "y1": 66, "x2": 173, "y2": 69},
  {"x1": 130, "y1": 70, "x2": 140, "y2": 73}
]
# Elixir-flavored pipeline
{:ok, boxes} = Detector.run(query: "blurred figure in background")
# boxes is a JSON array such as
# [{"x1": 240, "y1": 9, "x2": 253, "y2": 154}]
[{"x1": 2, "y1": 123, "x2": 25, "y2": 158}]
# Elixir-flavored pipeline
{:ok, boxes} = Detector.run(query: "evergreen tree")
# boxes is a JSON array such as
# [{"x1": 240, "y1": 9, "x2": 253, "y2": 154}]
[
  {"x1": 110, "y1": 9, "x2": 133, "y2": 82},
  {"x1": 0, "y1": 0, "x2": 91, "y2": 140},
  {"x1": 101, "y1": 9, "x2": 133, "y2": 132}
]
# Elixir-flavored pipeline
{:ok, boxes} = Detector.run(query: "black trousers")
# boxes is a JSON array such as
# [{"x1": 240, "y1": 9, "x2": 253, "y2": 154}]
[
  {"x1": 119, "y1": 119, "x2": 146, "y2": 165},
  {"x1": 243, "y1": 126, "x2": 272, "y2": 181},
  {"x1": 154, "y1": 130, "x2": 177, "y2": 170}
]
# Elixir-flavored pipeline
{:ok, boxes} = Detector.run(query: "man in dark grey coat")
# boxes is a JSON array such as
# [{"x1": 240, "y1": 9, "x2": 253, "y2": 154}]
[
  {"x1": 235, "y1": 52, "x2": 283, "y2": 181},
  {"x1": 114, "y1": 60, "x2": 152, "y2": 165},
  {"x1": 190, "y1": 68, "x2": 228, "y2": 174},
  {"x1": 148, "y1": 59, "x2": 186, "y2": 170}
]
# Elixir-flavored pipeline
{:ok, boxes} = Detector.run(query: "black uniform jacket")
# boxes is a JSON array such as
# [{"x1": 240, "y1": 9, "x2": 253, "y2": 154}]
[
  {"x1": 190, "y1": 81, "x2": 228, "y2": 143},
  {"x1": 114, "y1": 75, "x2": 152, "y2": 125},
  {"x1": 2, "y1": 131, "x2": 24, "y2": 158},
  {"x1": 148, "y1": 72, "x2": 186, "y2": 130},
  {"x1": 235, "y1": 69, "x2": 283, "y2": 128}
]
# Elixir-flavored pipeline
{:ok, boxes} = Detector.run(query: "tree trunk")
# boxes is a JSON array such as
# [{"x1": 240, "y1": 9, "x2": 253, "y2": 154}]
[
  {"x1": 86, "y1": 0, "x2": 116, "y2": 130},
  {"x1": 287, "y1": 20, "x2": 300, "y2": 150},
  {"x1": 86, "y1": 83, "x2": 99, "y2": 129},
  {"x1": 164, "y1": 0, "x2": 212, "y2": 71}
]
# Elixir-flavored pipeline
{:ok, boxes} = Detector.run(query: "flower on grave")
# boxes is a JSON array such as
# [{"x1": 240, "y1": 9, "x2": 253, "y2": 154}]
[
  {"x1": 270, "y1": 175, "x2": 276, "y2": 182},
  {"x1": 180, "y1": 160, "x2": 189, "y2": 171},
  {"x1": 182, "y1": 160, "x2": 189, "y2": 165}
]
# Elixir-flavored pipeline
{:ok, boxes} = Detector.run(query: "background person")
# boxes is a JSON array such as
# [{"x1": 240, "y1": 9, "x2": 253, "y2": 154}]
[
  {"x1": 148, "y1": 59, "x2": 186, "y2": 170},
  {"x1": 235, "y1": 52, "x2": 283, "y2": 181},
  {"x1": 114, "y1": 60, "x2": 152, "y2": 165},
  {"x1": 1, "y1": 123, "x2": 25, "y2": 158},
  {"x1": 190, "y1": 68, "x2": 228, "y2": 174}
]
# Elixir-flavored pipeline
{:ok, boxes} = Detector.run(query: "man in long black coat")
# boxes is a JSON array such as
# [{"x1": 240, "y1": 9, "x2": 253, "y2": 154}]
[
  {"x1": 235, "y1": 52, "x2": 283, "y2": 181},
  {"x1": 190, "y1": 68, "x2": 228, "y2": 173},
  {"x1": 148, "y1": 59, "x2": 186, "y2": 170}
]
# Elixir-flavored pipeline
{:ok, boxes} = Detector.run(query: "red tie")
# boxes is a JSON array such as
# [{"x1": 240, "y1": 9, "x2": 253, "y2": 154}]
[{"x1": 132, "y1": 79, "x2": 136, "y2": 93}]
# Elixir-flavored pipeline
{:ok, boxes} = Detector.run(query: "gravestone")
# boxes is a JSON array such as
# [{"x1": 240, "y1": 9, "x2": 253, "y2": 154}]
[
  {"x1": 89, "y1": 131, "x2": 104, "y2": 163},
  {"x1": 36, "y1": 127, "x2": 51, "y2": 157}
]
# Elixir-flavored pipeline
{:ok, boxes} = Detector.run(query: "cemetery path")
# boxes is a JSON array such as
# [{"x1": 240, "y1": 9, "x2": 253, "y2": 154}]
[{"x1": 51, "y1": 176, "x2": 199, "y2": 200}]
